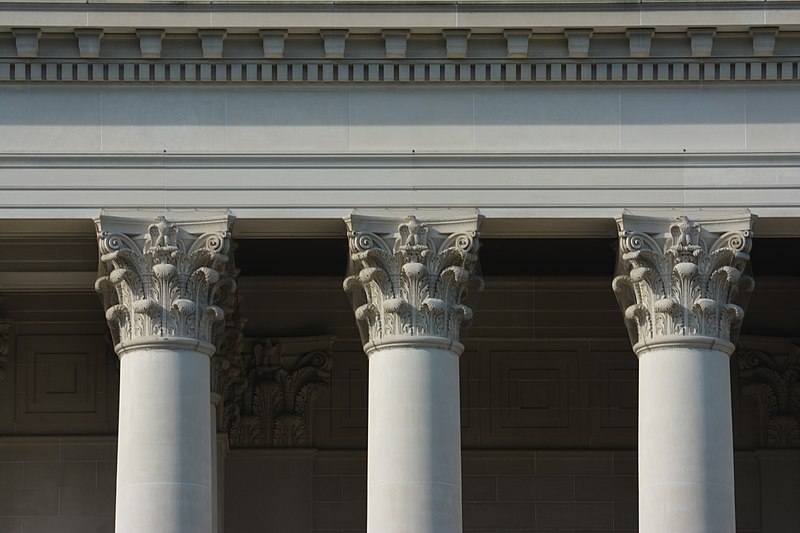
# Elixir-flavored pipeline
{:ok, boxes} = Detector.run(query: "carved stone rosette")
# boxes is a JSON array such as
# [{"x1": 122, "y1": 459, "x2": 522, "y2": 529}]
[
  {"x1": 94, "y1": 215, "x2": 235, "y2": 353},
  {"x1": 344, "y1": 214, "x2": 483, "y2": 354},
  {"x1": 738, "y1": 344, "x2": 800, "y2": 448},
  {"x1": 0, "y1": 322, "x2": 10, "y2": 382},
  {"x1": 613, "y1": 213, "x2": 754, "y2": 354},
  {"x1": 228, "y1": 336, "x2": 334, "y2": 448}
]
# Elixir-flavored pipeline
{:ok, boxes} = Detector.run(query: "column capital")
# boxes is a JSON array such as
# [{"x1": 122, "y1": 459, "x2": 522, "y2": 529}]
[
  {"x1": 612, "y1": 212, "x2": 755, "y2": 355},
  {"x1": 344, "y1": 214, "x2": 483, "y2": 355},
  {"x1": 94, "y1": 214, "x2": 235, "y2": 355}
]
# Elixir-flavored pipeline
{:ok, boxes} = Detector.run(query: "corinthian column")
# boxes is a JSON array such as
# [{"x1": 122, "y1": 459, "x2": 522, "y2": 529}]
[
  {"x1": 344, "y1": 214, "x2": 483, "y2": 533},
  {"x1": 95, "y1": 215, "x2": 235, "y2": 533},
  {"x1": 613, "y1": 213, "x2": 754, "y2": 533}
]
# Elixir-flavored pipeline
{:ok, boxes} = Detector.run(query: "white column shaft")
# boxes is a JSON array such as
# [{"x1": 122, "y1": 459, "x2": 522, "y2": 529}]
[
  {"x1": 116, "y1": 346, "x2": 213, "y2": 533},
  {"x1": 211, "y1": 398, "x2": 219, "y2": 533},
  {"x1": 367, "y1": 345, "x2": 462, "y2": 533},
  {"x1": 638, "y1": 346, "x2": 735, "y2": 533}
]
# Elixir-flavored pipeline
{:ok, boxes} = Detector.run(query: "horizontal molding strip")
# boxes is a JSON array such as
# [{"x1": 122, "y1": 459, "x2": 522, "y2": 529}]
[
  {"x1": 0, "y1": 59, "x2": 798, "y2": 83},
  {"x1": 2, "y1": 151, "x2": 800, "y2": 168},
  {"x1": 0, "y1": 1, "x2": 797, "y2": 31}
]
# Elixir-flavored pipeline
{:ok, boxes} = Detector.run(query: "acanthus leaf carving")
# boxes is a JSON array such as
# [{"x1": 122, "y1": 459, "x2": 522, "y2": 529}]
[
  {"x1": 227, "y1": 336, "x2": 334, "y2": 449},
  {"x1": 210, "y1": 240, "x2": 246, "y2": 435},
  {"x1": 95, "y1": 215, "x2": 235, "y2": 349},
  {"x1": 613, "y1": 214, "x2": 754, "y2": 351},
  {"x1": 343, "y1": 215, "x2": 483, "y2": 350},
  {"x1": 738, "y1": 344, "x2": 800, "y2": 448},
  {"x1": 0, "y1": 322, "x2": 10, "y2": 382}
]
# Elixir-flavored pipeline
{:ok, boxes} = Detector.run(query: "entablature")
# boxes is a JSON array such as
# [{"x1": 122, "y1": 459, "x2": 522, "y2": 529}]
[
  {"x1": 1, "y1": 1, "x2": 800, "y2": 86},
  {"x1": 1, "y1": 29, "x2": 798, "y2": 84}
]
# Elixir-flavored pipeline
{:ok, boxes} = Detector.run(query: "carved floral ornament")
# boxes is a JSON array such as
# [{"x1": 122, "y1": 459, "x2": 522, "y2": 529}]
[
  {"x1": 0, "y1": 322, "x2": 9, "y2": 382},
  {"x1": 94, "y1": 216, "x2": 235, "y2": 351},
  {"x1": 210, "y1": 243, "x2": 244, "y2": 430},
  {"x1": 224, "y1": 336, "x2": 334, "y2": 449},
  {"x1": 738, "y1": 344, "x2": 800, "y2": 448},
  {"x1": 212, "y1": 317, "x2": 246, "y2": 432},
  {"x1": 612, "y1": 214, "x2": 754, "y2": 353},
  {"x1": 344, "y1": 215, "x2": 483, "y2": 352}
]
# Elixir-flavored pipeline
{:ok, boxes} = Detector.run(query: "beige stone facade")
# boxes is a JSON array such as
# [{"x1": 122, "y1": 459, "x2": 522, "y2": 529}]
[{"x1": 1, "y1": 1, "x2": 799, "y2": 532}]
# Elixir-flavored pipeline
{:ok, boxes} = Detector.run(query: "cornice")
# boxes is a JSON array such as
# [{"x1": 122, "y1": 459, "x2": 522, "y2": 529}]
[
  {"x1": 1, "y1": 0, "x2": 799, "y2": 20},
  {"x1": 2, "y1": 14, "x2": 799, "y2": 84}
]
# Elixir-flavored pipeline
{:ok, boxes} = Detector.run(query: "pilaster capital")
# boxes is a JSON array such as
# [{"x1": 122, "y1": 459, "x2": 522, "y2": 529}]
[
  {"x1": 94, "y1": 215, "x2": 236, "y2": 355},
  {"x1": 737, "y1": 337, "x2": 800, "y2": 448},
  {"x1": 229, "y1": 336, "x2": 334, "y2": 448},
  {"x1": 211, "y1": 241, "x2": 244, "y2": 429},
  {"x1": 343, "y1": 214, "x2": 483, "y2": 355},
  {"x1": 0, "y1": 322, "x2": 10, "y2": 382},
  {"x1": 612, "y1": 212, "x2": 755, "y2": 355}
]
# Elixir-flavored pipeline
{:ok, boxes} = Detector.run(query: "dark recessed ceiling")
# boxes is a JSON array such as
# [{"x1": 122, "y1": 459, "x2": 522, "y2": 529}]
[
  {"x1": 236, "y1": 238, "x2": 618, "y2": 277},
  {"x1": 749, "y1": 238, "x2": 800, "y2": 277},
  {"x1": 236, "y1": 237, "x2": 800, "y2": 278}
]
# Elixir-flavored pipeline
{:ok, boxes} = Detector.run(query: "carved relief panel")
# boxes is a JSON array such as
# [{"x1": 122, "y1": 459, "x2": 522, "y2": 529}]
[
  {"x1": 737, "y1": 337, "x2": 800, "y2": 448},
  {"x1": 0, "y1": 322, "x2": 9, "y2": 383},
  {"x1": 223, "y1": 336, "x2": 335, "y2": 448}
]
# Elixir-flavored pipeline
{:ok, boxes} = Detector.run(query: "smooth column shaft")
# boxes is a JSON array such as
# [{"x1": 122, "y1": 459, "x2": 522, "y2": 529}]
[
  {"x1": 116, "y1": 346, "x2": 213, "y2": 533},
  {"x1": 638, "y1": 346, "x2": 735, "y2": 533},
  {"x1": 211, "y1": 397, "x2": 219, "y2": 533},
  {"x1": 367, "y1": 345, "x2": 462, "y2": 533}
]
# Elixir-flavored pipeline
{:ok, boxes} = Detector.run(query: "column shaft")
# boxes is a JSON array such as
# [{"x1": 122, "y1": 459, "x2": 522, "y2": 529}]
[
  {"x1": 613, "y1": 212, "x2": 754, "y2": 533},
  {"x1": 367, "y1": 345, "x2": 462, "y2": 533},
  {"x1": 210, "y1": 394, "x2": 220, "y2": 533},
  {"x1": 344, "y1": 214, "x2": 483, "y2": 533},
  {"x1": 95, "y1": 215, "x2": 235, "y2": 533},
  {"x1": 638, "y1": 345, "x2": 735, "y2": 532},
  {"x1": 116, "y1": 344, "x2": 213, "y2": 533}
]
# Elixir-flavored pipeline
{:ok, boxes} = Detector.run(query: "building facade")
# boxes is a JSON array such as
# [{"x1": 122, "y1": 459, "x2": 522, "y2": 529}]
[{"x1": 0, "y1": 0, "x2": 799, "y2": 532}]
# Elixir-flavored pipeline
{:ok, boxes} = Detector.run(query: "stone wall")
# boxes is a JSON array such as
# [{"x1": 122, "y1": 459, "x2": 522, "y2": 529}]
[
  {"x1": 0, "y1": 436, "x2": 116, "y2": 533},
  {"x1": 223, "y1": 449, "x2": 765, "y2": 533}
]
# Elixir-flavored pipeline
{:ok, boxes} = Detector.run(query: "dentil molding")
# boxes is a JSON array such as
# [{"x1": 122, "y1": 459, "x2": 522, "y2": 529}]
[
  {"x1": 344, "y1": 214, "x2": 483, "y2": 353},
  {"x1": 1, "y1": 58, "x2": 797, "y2": 84},
  {"x1": 1, "y1": 24, "x2": 799, "y2": 84},
  {"x1": 613, "y1": 212, "x2": 754, "y2": 354},
  {"x1": 94, "y1": 215, "x2": 236, "y2": 352}
]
